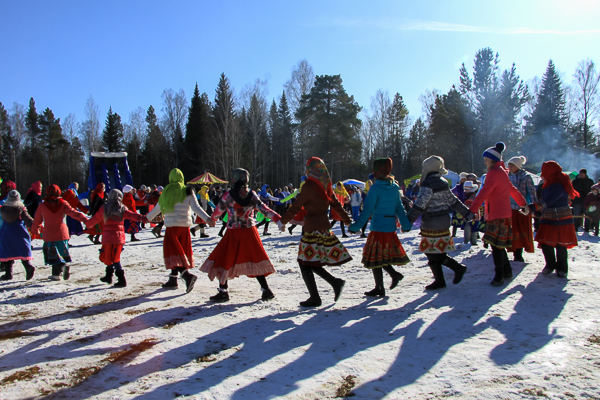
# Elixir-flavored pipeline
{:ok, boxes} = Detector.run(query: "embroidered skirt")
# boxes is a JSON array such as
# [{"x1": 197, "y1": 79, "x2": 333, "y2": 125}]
[
  {"x1": 99, "y1": 243, "x2": 124, "y2": 265},
  {"x1": 200, "y1": 226, "x2": 275, "y2": 284},
  {"x1": 124, "y1": 219, "x2": 141, "y2": 234},
  {"x1": 297, "y1": 230, "x2": 352, "y2": 267},
  {"x1": 507, "y1": 209, "x2": 534, "y2": 253},
  {"x1": 535, "y1": 224, "x2": 578, "y2": 249},
  {"x1": 418, "y1": 229, "x2": 456, "y2": 254},
  {"x1": 362, "y1": 231, "x2": 409, "y2": 269},
  {"x1": 43, "y1": 241, "x2": 71, "y2": 265},
  {"x1": 163, "y1": 226, "x2": 194, "y2": 270},
  {"x1": 483, "y1": 218, "x2": 513, "y2": 248}
]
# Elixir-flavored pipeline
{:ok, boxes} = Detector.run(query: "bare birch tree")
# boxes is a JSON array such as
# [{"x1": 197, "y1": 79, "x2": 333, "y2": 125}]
[
  {"x1": 160, "y1": 88, "x2": 188, "y2": 166},
  {"x1": 572, "y1": 59, "x2": 600, "y2": 148},
  {"x1": 80, "y1": 95, "x2": 101, "y2": 159}
]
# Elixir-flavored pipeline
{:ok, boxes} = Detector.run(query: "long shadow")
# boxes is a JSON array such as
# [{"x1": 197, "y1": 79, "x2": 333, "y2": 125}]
[{"x1": 1, "y1": 285, "x2": 108, "y2": 307}]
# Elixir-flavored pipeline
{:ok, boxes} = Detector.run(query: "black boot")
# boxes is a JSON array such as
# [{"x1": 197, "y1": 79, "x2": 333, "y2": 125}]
[
  {"x1": 22, "y1": 261, "x2": 35, "y2": 281},
  {"x1": 93, "y1": 235, "x2": 101, "y2": 245},
  {"x1": 218, "y1": 224, "x2": 226, "y2": 237},
  {"x1": 502, "y1": 250, "x2": 513, "y2": 279},
  {"x1": 100, "y1": 265, "x2": 115, "y2": 284},
  {"x1": 299, "y1": 265, "x2": 321, "y2": 307},
  {"x1": 541, "y1": 244, "x2": 557, "y2": 275},
  {"x1": 0, "y1": 262, "x2": 13, "y2": 280},
  {"x1": 312, "y1": 266, "x2": 345, "y2": 302},
  {"x1": 365, "y1": 268, "x2": 385, "y2": 297},
  {"x1": 130, "y1": 234, "x2": 140, "y2": 242},
  {"x1": 162, "y1": 274, "x2": 179, "y2": 289},
  {"x1": 62, "y1": 263, "x2": 70, "y2": 280},
  {"x1": 182, "y1": 270, "x2": 198, "y2": 294},
  {"x1": 513, "y1": 248, "x2": 524, "y2": 262},
  {"x1": 490, "y1": 247, "x2": 505, "y2": 286},
  {"x1": 556, "y1": 245, "x2": 569, "y2": 278},
  {"x1": 257, "y1": 276, "x2": 275, "y2": 300},
  {"x1": 288, "y1": 225, "x2": 295, "y2": 235},
  {"x1": 49, "y1": 264, "x2": 62, "y2": 281},
  {"x1": 190, "y1": 226, "x2": 197, "y2": 237},
  {"x1": 341, "y1": 222, "x2": 348, "y2": 238},
  {"x1": 210, "y1": 284, "x2": 230, "y2": 302},
  {"x1": 442, "y1": 257, "x2": 467, "y2": 285},
  {"x1": 426, "y1": 263, "x2": 446, "y2": 290},
  {"x1": 383, "y1": 265, "x2": 404, "y2": 290},
  {"x1": 114, "y1": 269, "x2": 127, "y2": 288}
]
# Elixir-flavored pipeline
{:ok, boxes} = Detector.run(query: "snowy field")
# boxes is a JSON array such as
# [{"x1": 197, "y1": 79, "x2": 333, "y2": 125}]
[{"x1": 1, "y1": 224, "x2": 600, "y2": 400}]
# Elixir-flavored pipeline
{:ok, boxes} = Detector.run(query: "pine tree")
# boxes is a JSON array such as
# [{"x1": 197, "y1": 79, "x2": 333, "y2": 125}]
[
  {"x1": 25, "y1": 97, "x2": 40, "y2": 166},
  {"x1": 38, "y1": 107, "x2": 67, "y2": 184},
  {"x1": 0, "y1": 102, "x2": 14, "y2": 180},
  {"x1": 101, "y1": 107, "x2": 125, "y2": 152},
  {"x1": 278, "y1": 92, "x2": 295, "y2": 185},
  {"x1": 142, "y1": 105, "x2": 171, "y2": 185},
  {"x1": 212, "y1": 73, "x2": 240, "y2": 178},
  {"x1": 183, "y1": 84, "x2": 211, "y2": 178},
  {"x1": 387, "y1": 93, "x2": 410, "y2": 177}
]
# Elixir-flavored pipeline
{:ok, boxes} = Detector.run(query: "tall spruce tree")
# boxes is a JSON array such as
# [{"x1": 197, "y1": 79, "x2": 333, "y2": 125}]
[
  {"x1": 0, "y1": 102, "x2": 13, "y2": 180},
  {"x1": 25, "y1": 97, "x2": 40, "y2": 167},
  {"x1": 101, "y1": 107, "x2": 125, "y2": 152},
  {"x1": 183, "y1": 84, "x2": 211, "y2": 178},
  {"x1": 212, "y1": 73, "x2": 240, "y2": 178},
  {"x1": 278, "y1": 92, "x2": 295, "y2": 185},
  {"x1": 142, "y1": 105, "x2": 170, "y2": 185}
]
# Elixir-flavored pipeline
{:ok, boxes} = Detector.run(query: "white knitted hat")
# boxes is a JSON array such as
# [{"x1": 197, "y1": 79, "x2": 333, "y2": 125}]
[
  {"x1": 422, "y1": 155, "x2": 448, "y2": 177},
  {"x1": 507, "y1": 156, "x2": 526, "y2": 170},
  {"x1": 3, "y1": 190, "x2": 23, "y2": 208}
]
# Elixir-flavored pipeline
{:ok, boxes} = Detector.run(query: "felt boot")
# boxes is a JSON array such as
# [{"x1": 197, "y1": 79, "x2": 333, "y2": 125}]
[
  {"x1": 100, "y1": 265, "x2": 114, "y2": 284},
  {"x1": 556, "y1": 245, "x2": 569, "y2": 278},
  {"x1": 162, "y1": 274, "x2": 178, "y2": 290},
  {"x1": 200, "y1": 227, "x2": 209, "y2": 238},
  {"x1": 61, "y1": 263, "x2": 70, "y2": 280},
  {"x1": 425, "y1": 263, "x2": 446, "y2": 290},
  {"x1": 312, "y1": 266, "x2": 345, "y2": 301},
  {"x1": 257, "y1": 276, "x2": 274, "y2": 300},
  {"x1": 442, "y1": 257, "x2": 467, "y2": 285},
  {"x1": 513, "y1": 248, "x2": 524, "y2": 263},
  {"x1": 341, "y1": 222, "x2": 348, "y2": 238},
  {"x1": 364, "y1": 268, "x2": 385, "y2": 297},
  {"x1": 0, "y1": 262, "x2": 13, "y2": 280},
  {"x1": 209, "y1": 287, "x2": 230, "y2": 302},
  {"x1": 490, "y1": 247, "x2": 506, "y2": 286},
  {"x1": 190, "y1": 226, "x2": 198, "y2": 237},
  {"x1": 541, "y1": 244, "x2": 557, "y2": 275},
  {"x1": 49, "y1": 264, "x2": 62, "y2": 281},
  {"x1": 299, "y1": 265, "x2": 321, "y2": 307},
  {"x1": 114, "y1": 269, "x2": 127, "y2": 288},
  {"x1": 182, "y1": 270, "x2": 197, "y2": 294},
  {"x1": 384, "y1": 265, "x2": 404, "y2": 290},
  {"x1": 23, "y1": 261, "x2": 35, "y2": 281}
]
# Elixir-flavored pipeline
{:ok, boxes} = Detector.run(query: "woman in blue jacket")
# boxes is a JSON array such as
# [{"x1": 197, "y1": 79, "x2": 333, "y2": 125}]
[{"x1": 349, "y1": 158, "x2": 411, "y2": 297}]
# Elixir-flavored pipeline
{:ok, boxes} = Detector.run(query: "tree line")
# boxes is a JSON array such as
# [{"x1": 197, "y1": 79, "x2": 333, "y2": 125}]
[{"x1": 1, "y1": 49, "x2": 599, "y2": 195}]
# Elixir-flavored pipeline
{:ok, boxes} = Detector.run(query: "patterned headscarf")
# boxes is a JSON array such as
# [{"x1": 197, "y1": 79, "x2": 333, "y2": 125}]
[
  {"x1": 44, "y1": 184, "x2": 64, "y2": 213},
  {"x1": 305, "y1": 157, "x2": 333, "y2": 201},
  {"x1": 159, "y1": 168, "x2": 188, "y2": 214},
  {"x1": 229, "y1": 168, "x2": 252, "y2": 206},
  {"x1": 0, "y1": 180, "x2": 17, "y2": 201},
  {"x1": 541, "y1": 161, "x2": 579, "y2": 199},
  {"x1": 333, "y1": 181, "x2": 348, "y2": 197},
  {"x1": 373, "y1": 158, "x2": 393, "y2": 182},
  {"x1": 104, "y1": 189, "x2": 126, "y2": 221}
]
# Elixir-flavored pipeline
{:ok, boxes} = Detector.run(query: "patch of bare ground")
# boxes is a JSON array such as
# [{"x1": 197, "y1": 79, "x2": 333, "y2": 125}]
[
  {"x1": 163, "y1": 318, "x2": 183, "y2": 329},
  {"x1": 0, "y1": 329, "x2": 35, "y2": 341},
  {"x1": 1, "y1": 366, "x2": 41, "y2": 384},
  {"x1": 124, "y1": 307, "x2": 157, "y2": 315},
  {"x1": 335, "y1": 375, "x2": 357, "y2": 397}
]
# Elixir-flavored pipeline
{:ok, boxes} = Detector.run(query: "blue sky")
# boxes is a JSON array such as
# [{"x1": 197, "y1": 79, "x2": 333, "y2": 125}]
[{"x1": 2, "y1": 0, "x2": 599, "y2": 125}]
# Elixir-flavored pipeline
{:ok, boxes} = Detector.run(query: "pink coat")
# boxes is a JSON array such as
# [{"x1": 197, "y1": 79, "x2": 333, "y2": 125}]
[
  {"x1": 32, "y1": 201, "x2": 89, "y2": 242},
  {"x1": 87, "y1": 206, "x2": 148, "y2": 244},
  {"x1": 469, "y1": 161, "x2": 526, "y2": 221}
]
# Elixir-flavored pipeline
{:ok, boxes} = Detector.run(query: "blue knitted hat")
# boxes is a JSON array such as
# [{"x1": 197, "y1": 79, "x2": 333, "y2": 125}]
[{"x1": 482, "y1": 142, "x2": 505, "y2": 162}]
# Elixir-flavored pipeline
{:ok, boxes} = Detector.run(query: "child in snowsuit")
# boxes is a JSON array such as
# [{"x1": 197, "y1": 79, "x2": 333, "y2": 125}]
[
  {"x1": 32, "y1": 185, "x2": 90, "y2": 280},
  {"x1": 348, "y1": 158, "x2": 411, "y2": 297},
  {"x1": 584, "y1": 183, "x2": 600, "y2": 236},
  {"x1": 462, "y1": 181, "x2": 479, "y2": 245},
  {"x1": 0, "y1": 190, "x2": 36, "y2": 281}
]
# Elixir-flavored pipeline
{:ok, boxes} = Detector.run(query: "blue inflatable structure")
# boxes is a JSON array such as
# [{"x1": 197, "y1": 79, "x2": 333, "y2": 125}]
[{"x1": 87, "y1": 152, "x2": 134, "y2": 192}]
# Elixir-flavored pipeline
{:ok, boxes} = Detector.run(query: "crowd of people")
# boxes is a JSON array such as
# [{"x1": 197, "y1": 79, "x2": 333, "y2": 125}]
[{"x1": 0, "y1": 143, "x2": 598, "y2": 307}]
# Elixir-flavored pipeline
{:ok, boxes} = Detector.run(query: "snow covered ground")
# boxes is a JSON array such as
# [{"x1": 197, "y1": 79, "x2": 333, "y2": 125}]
[{"x1": 1, "y1": 224, "x2": 600, "y2": 399}]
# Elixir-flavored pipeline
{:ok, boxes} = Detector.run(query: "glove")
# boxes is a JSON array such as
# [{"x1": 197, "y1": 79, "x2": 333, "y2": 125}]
[
  {"x1": 520, "y1": 205, "x2": 531, "y2": 215},
  {"x1": 463, "y1": 211, "x2": 475, "y2": 222},
  {"x1": 276, "y1": 220, "x2": 286, "y2": 232}
]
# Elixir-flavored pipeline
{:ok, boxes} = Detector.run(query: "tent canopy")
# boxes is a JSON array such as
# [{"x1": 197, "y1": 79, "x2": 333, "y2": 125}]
[
  {"x1": 341, "y1": 179, "x2": 365, "y2": 189},
  {"x1": 188, "y1": 172, "x2": 228, "y2": 185}
]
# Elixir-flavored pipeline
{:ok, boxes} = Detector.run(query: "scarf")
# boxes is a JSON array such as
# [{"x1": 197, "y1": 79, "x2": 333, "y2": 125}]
[
  {"x1": 259, "y1": 184, "x2": 270, "y2": 198},
  {"x1": 104, "y1": 189, "x2": 126, "y2": 221},
  {"x1": 0, "y1": 180, "x2": 17, "y2": 201},
  {"x1": 229, "y1": 168, "x2": 253, "y2": 207},
  {"x1": 67, "y1": 183, "x2": 79, "y2": 196},
  {"x1": 61, "y1": 189, "x2": 79, "y2": 208},
  {"x1": 199, "y1": 185, "x2": 210, "y2": 201},
  {"x1": 305, "y1": 157, "x2": 334, "y2": 201},
  {"x1": 28, "y1": 181, "x2": 42, "y2": 196},
  {"x1": 159, "y1": 168, "x2": 188, "y2": 214},
  {"x1": 44, "y1": 184, "x2": 64, "y2": 213},
  {"x1": 91, "y1": 183, "x2": 105, "y2": 201},
  {"x1": 541, "y1": 161, "x2": 579, "y2": 199},
  {"x1": 373, "y1": 158, "x2": 393, "y2": 182},
  {"x1": 333, "y1": 181, "x2": 348, "y2": 198}
]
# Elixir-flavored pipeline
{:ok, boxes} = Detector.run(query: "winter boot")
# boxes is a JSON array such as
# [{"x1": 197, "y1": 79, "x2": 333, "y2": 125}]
[
  {"x1": 162, "y1": 274, "x2": 179, "y2": 289},
  {"x1": 0, "y1": 262, "x2": 13, "y2": 280},
  {"x1": 365, "y1": 268, "x2": 385, "y2": 297},
  {"x1": 470, "y1": 231, "x2": 478, "y2": 245},
  {"x1": 130, "y1": 234, "x2": 140, "y2": 242},
  {"x1": 100, "y1": 265, "x2": 115, "y2": 284},
  {"x1": 49, "y1": 264, "x2": 62, "y2": 281},
  {"x1": 114, "y1": 269, "x2": 127, "y2": 288},
  {"x1": 442, "y1": 257, "x2": 467, "y2": 285},
  {"x1": 299, "y1": 265, "x2": 322, "y2": 307},
  {"x1": 490, "y1": 247, "x2": 506, "y2": 286},
  {"x1": 312, "y1": 266, "x2": 345, "y2": 301},
  {"x1": 288, "y1": 225, "x2": 296, "y2": 235},
  {"x1": 502, "y1": 251, "x2": 513, "y2": 279},
  {"x1": 23, "y1": 261, "x2": 35, "y2": 281},
  {"x1": 182, "y1": 270, "x2": 198, "y2": 294},
  {"x1": 256, "y1": 276, "x2": 274, "y2": 300},
  {"x1": 513, "y1": 248, "x2": 524, "y2": 262},
  {"x1": 218, "y1": 224, "x2": 226, "y2": 237},
  {"x1": 555, "y1": 245, "x2": 569, "y2": 278},
  {"x1": 93, "y1": 235, "x2": 101, "y2": 245},
  {"x1": 61, "y1": 263, "x2": 70, "y2": 280},
  {"x1": 425, "y1": 263, "x2": 446, "y2": 290},
  {"x1": 384, "y1": 265, "x2": 404, "y2": 290},
  {"x1": 200, "y1": 226, "x2": 209, "y2": 238},
  {"x1": 209, "y1": 287, "x2": 230, "y2": 302},
  {"x1": 190, "y1": 226, "x2": 198, "y2": 237}
]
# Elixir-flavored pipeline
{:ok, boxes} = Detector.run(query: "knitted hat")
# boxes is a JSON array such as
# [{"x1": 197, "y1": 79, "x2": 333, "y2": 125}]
[
  {"x1": 157, "y1": 186, "x2": 164, "y2": 192},
  {"x1": 422, "y1": 155, "x2": 448, "y2": 177},
  {"x1": 507, "y1": 156, "x2": 526, "y2": 169},
  {"x1": 459, "y1": 172, "x2": 469, "y2": 180},
  {"x1": 122, "y1": 185, "x2": 133, "y2": 193},
  {"x1": 140, "y1": 185, "x2": 147, "y2": 191},
  {"x1": 482, "y1": 142, "x2": 505, "y2": 162},
  {"x1": 591, "y1": 183, "x2": 600, "y2": 192},
  {"x1": 3, "y1": 190, "x2": 23, "y2": 208}
]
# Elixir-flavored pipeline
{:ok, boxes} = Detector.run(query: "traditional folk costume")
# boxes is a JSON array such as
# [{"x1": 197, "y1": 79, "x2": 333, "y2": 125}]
[
  {"x1": 32, "y1": 185, "x2": 89, "y2": 281},
  {"x1": 348, "y1": 158, "x2": 411, "y2": 297},
  {"x1": 201, "y1": 169, "x2": 280, "y2": 302},
  {"x1": 87, "y1": 189, "x2": 149, "y2": 287},
  {"x1": 62, "y1": 188, "x2": 88, "y2": 236},
  {"x1": 506, "y1": 156, "x2": 538, "y2": 262},
  {"x1": 407, "y1": 156, "x2": 473, "y2": 290},
  {"x1": 24, "y1": 181, "x2": 43, "y2": 239},
  {"x1": 191, "y1": 185, "x2": 212, "y2": 238},
  {"x1": 122, "y1": 185, "x2": 141, "y2": 242},
  {"x1": 85, "y1": 183, "x2": 106, "y2": 244},
  {"x1": 450, "y1": 173, "x2": 469, "y2": 237},
  {"x1": 469, "y1": 143, "x2": 526, "y2": 286},
  {"x1": 279, "y1": 157, "x2": 351, "y2": 307},
  {"x1": 526, "y1": 161, "x2": 578, "y2": 278},
  {"x1": 330, "y1": 181, "x2": 350, "y2": 238},
  {"x1": 0, "y1": 191, "x2": 36, "y2": 281},
  {"x1": 147, "y1": 169, "x2": 211, "y2": 293}
]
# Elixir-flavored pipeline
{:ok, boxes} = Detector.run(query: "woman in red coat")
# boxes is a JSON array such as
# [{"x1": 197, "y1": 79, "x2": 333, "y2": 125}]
[
  {"x1": 469, "y1": 143, "x2": 526, "y2": 286},
  {"x1": 87, "y1": 189, "x2": 148, "y2": 287},
  {"x1": 122, "y1": 185, "x2": 141, "y2": 242}
]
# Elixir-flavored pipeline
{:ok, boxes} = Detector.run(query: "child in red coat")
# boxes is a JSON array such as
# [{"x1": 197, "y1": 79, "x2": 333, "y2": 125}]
[{"x1": 87, "y1": 189, "x2": 149, "y2": 287}]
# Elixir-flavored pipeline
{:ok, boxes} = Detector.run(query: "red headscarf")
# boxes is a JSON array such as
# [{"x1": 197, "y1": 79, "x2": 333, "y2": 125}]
[
  {"x1": 0, "y1": 180, "x2": 17, "y2": 201},
  {"x1": 91, "y1": 182, "x2": 105, "y2": 201},
  {"x1": 61, "y1": 188, "x2": 78, "y2": 208},
  {"x1": 541, "y1": 161, "x2": 579, "y2": 199},
  {"x1": 44, "y1": 184, "x2": 64, "y2": 213},
  {"x1": 305, "y1": 157, "x2": 334, "y2": 201},
  {"x1": 27, "y1": 181, "x2": 42, "y2": 196}
]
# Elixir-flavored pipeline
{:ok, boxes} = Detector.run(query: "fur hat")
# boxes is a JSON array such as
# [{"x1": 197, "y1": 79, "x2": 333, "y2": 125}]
[
  {"x1": 507, "y1": 156, "x2": 526, "y2": 169},
  {"x1": 122, "y1": 185, "x2": 133, "y2": 193},
  {"x1": 3, "y1": 190, "x2": 23, "y2": 208},
  {"x1": 482, "y1": 142, "x2": 505, "y2": 162},
  {"x1": 422, "y1": 155, "x2": 448, "y2": 177},
  {"x1": 463, "y1": 181, "x2": 479, "y2": 193}
]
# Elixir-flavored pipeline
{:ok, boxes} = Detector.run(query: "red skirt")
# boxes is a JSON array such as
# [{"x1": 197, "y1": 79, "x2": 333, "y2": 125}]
[
  {"x1": 483, "y1": 218, "x2": 513, "y2": 249},
  {"x1": 200, "y1": 227, "x2": 275, "y2": 284},
  {"x1": 163, "y1": 227, "x2": 194, "y2": 270},
  {"x1": 535, "y1": 224, "x2": 578, "y2": 249},
  {"x1": 99, "y1": 243, "x2": 124, "y2": 265},
  {"x1": 290, "y1": 208, "x2": 306, "y2": 226},
  {"x1": 507, "y1": 209, "x2": 534, "y2": 253},
  {"x1": 362, "y1": 231, "x2": 409, "y2": 269}
]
